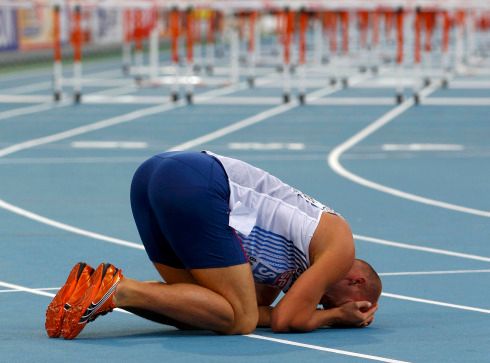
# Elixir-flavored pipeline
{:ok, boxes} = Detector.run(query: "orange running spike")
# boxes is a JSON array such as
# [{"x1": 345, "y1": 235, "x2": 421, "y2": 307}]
[
  {"x1": 45, "y1": 262, "x2": 94, "y2": 338},
  {"x1": 61, "y1": 263, "x2": 123, "y2": 340}
]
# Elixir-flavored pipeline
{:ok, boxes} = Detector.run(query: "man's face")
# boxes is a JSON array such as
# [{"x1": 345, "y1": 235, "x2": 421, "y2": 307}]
[
  {"x1": 320, "y1": 264, "x2": 365, "y2": 308},
  {"x1": 320, "y1": 277, "x2": 357, "y2": 308}
]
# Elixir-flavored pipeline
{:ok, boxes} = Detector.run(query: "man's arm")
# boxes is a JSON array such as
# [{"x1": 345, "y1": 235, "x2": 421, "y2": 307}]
[
  {"x1": 270, "y1": 213, "x2": 366, "y2": 332},
  {"x1": 254, "y1": 283, "x2": 280, "y2": 328},
  {"x1": 259, "y1": 303, "x2": 376, "y2": 330}
]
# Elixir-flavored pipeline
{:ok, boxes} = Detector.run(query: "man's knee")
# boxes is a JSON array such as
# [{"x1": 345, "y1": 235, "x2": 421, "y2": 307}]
[{"x1": 221, "y1": 308, "x2": 258, "y2": 335}]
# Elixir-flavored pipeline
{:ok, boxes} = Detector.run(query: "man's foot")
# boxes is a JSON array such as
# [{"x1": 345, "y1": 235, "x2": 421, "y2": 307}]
[
  {"x1": 45, "y1": 262, "x2": 95, "y2": 338},
  {"x1": 61, "y1": 263, "x2": 123, "y2": 340}
]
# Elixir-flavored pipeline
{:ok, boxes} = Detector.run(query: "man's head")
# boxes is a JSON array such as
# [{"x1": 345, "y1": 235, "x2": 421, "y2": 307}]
[{"x1": 320, "y1": 259, "x2": 382, "y2": 309}]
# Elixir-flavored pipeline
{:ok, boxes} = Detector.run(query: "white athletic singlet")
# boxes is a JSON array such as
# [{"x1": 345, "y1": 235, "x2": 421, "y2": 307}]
[{"x1": 205, "y1": 151, "x2": 337, "y2": 292}]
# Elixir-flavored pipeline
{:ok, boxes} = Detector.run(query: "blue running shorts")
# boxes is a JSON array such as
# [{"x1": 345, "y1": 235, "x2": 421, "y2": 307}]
[{"x1": 130, "y1": 151, "x2": 248, "y2": 269}]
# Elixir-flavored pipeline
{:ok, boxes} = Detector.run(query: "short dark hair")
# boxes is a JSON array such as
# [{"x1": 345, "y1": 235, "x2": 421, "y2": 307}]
[{"x1": 356, "y1": 259, "x2": 382, "y2": 304}]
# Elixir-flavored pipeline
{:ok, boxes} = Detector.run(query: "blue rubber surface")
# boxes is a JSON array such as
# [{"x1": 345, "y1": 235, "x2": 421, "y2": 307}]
[{"x1": 0, "y1": 58, "x2": 489, "y2": 363}]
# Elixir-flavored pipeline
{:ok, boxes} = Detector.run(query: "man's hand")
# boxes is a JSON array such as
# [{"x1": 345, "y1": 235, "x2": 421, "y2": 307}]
[{"x1": 332, "y1": 301, "x2": 378, "y2": 328}]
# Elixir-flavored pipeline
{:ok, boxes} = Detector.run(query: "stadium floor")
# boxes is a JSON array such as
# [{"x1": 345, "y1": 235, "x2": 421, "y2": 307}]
[{"x1": 0, "y1": 57, "x2": 489, "y2": 362}]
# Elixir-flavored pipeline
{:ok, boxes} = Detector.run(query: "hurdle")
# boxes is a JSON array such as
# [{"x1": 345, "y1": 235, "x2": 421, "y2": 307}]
[
  {"x1": 52, "y1": 3, "x2": 62, "y2": 102},
  {"x1": 52, "y1": 3, "x2": 83, "y2": 103},
  {"x1": 25, "y1": 0, "x2": 490, "y2": 106}
]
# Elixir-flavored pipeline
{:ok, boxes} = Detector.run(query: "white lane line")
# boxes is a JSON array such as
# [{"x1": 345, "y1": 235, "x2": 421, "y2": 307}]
[
  {"x1": 2, "y1": 194, "x2": 487, "y2": 263},
  {"x1": 168, "y1": 78, "x2": 368, "y2": 152},
  {"x1": 310, "y1": 97, "x2": 395, "y2": 106},
  {"x1": 0, "y1": 280, "x2": 130, "y2": 314},
  {"x1": 0, "y1": 79, "x2": 136, "y2": 123},
  {"x1": 81, "y1": 95, "x2": 173, "y2": 105},
  {"x1": 228, "y1": 142, "x2": 305, "y2": 150},
  {"x1": 0, "y1": 156, "x2": 146, "y2": 164},
  {"x1": 0, "y1": 95, "x2": 52, "y2": 103},
  {"x1": 0, "y1": 198, "x2": 144, "y2": 251},
  {"x1": 169, "y1": 103, "x2": 296, "y2": 151},
  {"x1": 355, "y1": 234, "x2": 490, "y2": 262},
  {"x1": 200, "y1": 96, "x2": 281, "y2": 105},
  {"x1": 0, "y1": 281, "x2": 58, "y2": 298},
  {"x1": 0, "y1": 103, "x2": 177, "y2": 158},
  {"x1": 0, "y1": 73, "x2": 280, "y2": 247},
  {"x1": 327, "y1": 85, "x2": 490, "y2": 218},
  {"x1": 246, "y1": 334, "x2": 410, "y2": 363},
  {"x1": 0, "y1": 287, "x2": 60, "y2": 293},
  {"x1": 445, "y1": 80, "x2": 490, "y2": 89},
  {"x1": 199, "y1": 96, "x2": 397, "y2": 106},
  {"x1": 423, "y1": 98, "x2": 490, "y2": 106},
  {"x1": 1, "y1": 75, "x2": 488, "y2": 264},
  {"x1": 0, "y1": 77, "x2": 263, "y2": 150},
  {"x1": 0, "y1": 102, "x2": 66, "y2": 122},
  {"x1": 381, "y1": 144, "x2": 464, "y2": 151},
  {"x1": 0, "y1": 279, "x2": 407, "y2": 362},
  {"x1": 3, "y1": 69, "x2": 123, "y2": 95},
  {"x1": 382, "y1": 292, "x2": 490, "y2": 314},
  {"x1": 71, "y1": 141, "x2": 148, "y2": 149},
  {"x1": 7, "y1": 81, "x2": 52, "y2": 95},
  {"x1": 380, "y1": 269, "x2": 490, "y2": 277}
]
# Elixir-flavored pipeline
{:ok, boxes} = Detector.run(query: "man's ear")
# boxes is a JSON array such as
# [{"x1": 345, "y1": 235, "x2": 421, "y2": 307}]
[{"x1": 348, "y1": 277, "x2": 366, "y2": 285}]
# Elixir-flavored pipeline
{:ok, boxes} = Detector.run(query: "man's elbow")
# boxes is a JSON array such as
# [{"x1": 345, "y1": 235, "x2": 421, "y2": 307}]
[{"x1": 270, "y1": 313, "x2": 314, "y2": 333}]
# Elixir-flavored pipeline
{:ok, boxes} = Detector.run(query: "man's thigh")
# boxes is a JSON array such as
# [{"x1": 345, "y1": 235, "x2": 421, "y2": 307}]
[
  {"x1": 190, "y1": 263, "x2": 258, "y2": 333},
  {"x1": 154, "y1": 262, "x2": 197, "y2": 284},
  {"x1": 154, "y1": 262, "x2": 256, "y2": 312},
  {"x1": 154, "y1": 261, "x2": 258, "y2": 333}
]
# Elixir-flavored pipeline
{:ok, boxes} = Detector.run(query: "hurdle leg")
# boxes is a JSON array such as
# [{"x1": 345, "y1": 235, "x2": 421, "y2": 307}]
[
  {"x1": 52, "y1": 4, "x2": 62, "y2": 102},
  {"x1": 455, "y1": 11, "x2": 465, "y2": 70},
  {"x1": 395, "y1": 8, "x2": 404, "y2": 104},
  {"x1": 72, "y1": 5, "x2": 82, "y2": 104},
  {"x1": 230, "y1": 18, "x2": 240, "y2": 85},
  {"x1": 170, "y1": 7, "x2": 180, "y2": 102},
  {"x1": 149, "y1": 26, "x2": 159, "y2": 83},
  {"x1": 247, "y1": 11, "x2": 257, "y2": 88},
  {"x1": 205, "y1": 10, "x2": 216, "y2": 75},
  {"x1": 298, "y1": 9, "x2": 308, "y2": 104},
  {"x1": 441, "y1": 11, "x2": 451, "y2": 89},
  {"x1": 122, "y1": 9, "x2": 133, "y2": 76},
  {"x1": 254, "y1": 11, "x2": 261, "y2": 66},
  {"x1": 185, "y1": 7, "x2": 194, "y2": 105},
  {"x1": 413, "y1": 8, "x2": 422, "y2": 104},
  {"x1": 282, "y1": 8, "x2": 293, "y2": 103},
  {"x1": 133, "y1": 9, "x2": 144, "y2": 84},
  {"x1": 340, "y1": 11, "x2": 349, "y2": 88},
  {"x1": 313, "y1": 16, "x2": 323, "y2": 66}
]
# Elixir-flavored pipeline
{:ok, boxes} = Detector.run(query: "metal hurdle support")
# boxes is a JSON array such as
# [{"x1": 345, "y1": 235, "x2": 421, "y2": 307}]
[
  {"x1": 441, "y1": 10, "x2": 452, "y2": 88},
  {"x1": 395, "y1": 7, "x2": 405, "y2": 104},
  {"x1": 185, "y1": 7, "x2": 194, "y2": 104},
  {"x1": 206, "y1": 10, "x2": 216, "y2": 75},
  {"x1": 297, "y1": 8, "x2": 308, "y2": 104},
  {"x1": 282, "y1": 7, "x2": 293, "y2": 103},
  {"x1": 149, "y1": 6, "x2": 160, "y2": 83},
  {"x1": 230, "y1": 16, "x2": 240, "y2": 85},
  {"x1": 52, "y1": 3, "x2": 62, "y2": 102},
  {"x1": 72, "y1": 4, "x2": 83, "y2": 104},
  {"x1": 247, "y1": 11, "x2": 257, "y2": 88},
  {"x1": 122, "y1": 8, "x2": 133, "y2": 76},
  {"x1": 133, "y1": 8, "x2": 144, "y2": 83},
  {"x1": 413, "y1": 7, "x2": 423, "y2": 104},
  {"x1": 170, "y1": 7, "x2": 180, "y2": 102}
]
